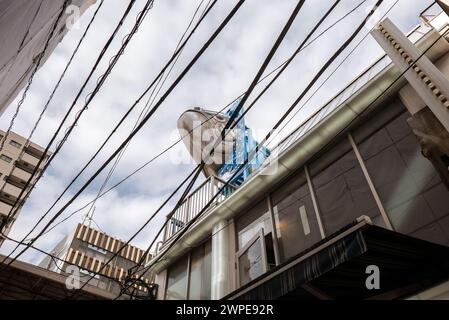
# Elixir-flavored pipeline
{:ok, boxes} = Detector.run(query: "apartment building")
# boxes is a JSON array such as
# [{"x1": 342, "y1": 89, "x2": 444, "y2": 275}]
[
  {"x1": 149, "y1": 6, "x2": 449, "y2": 300},
  {"x1": 0, "y1": 130, "x2": 50, "y2": 247},
  {"x1": 40, "y1": 223, "x2": 156, "y2": 299}
]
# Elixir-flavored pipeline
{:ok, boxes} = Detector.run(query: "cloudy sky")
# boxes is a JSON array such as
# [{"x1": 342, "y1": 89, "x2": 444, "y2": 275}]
[{"x1": 0, "y1": 0, "x2": 437, "y2": 264}]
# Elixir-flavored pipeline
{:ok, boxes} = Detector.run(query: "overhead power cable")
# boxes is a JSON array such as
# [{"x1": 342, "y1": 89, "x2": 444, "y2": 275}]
[
  {"x1": 24, "y1": 0, "x2": 367, "y2": 251},
  {"x1": 29, "y1": 0, "x2": 106, "y2": 143},
  {"x1": 4, "y1": 0, "x2": 247, "y2": 271},
  {"x1": 125, "y1": 0, "x2": 404, "y2": 294},
  {"x1": 17, "y1": 0, "x2": 367, "y2": 242},
  {"x1": 83, "y1": 0, "x2": 211, "y2": 227},
  {"x1": 0, "y1": 0, "x2": 71, "y2": 153},
  {"x1": 133, "y1": 3, "x2": 444, "y2": 300},
  {"x1": 119, "y1": 0, "x2": 388, "y2": 297},
  {"x1": 265, "y1": 0, "x2": 400, "y2": 149},
  {"x1": 118, "y1": 0, "x2": 346, "y2": 293},
  {"x1": 68, "y1": 0, "x2": 307, "y2": 298},
  {"x1": 0, "y1": 0, "x2": 156, "y2": 262},
  {"x1": 0, "y1": 0, "x2": 139, "y2": 236},
  {"x1": 0, "y1": 0, "x2": 105, "y2": 224},
  {"x1": 6, "y1": 0, "x2": 219, "y2": 256},
  {"x1": 74, "y1": 0, "x2": 353, "y2": 299}
]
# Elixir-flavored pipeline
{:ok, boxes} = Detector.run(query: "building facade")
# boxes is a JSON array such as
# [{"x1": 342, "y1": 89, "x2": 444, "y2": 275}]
[
  {"x1": 150, "y1": 6, "x2": 449, "y2": 300},
  {"x1": 40, "y1": 223, "x2": 156, "y2": 299},
  {"x1": 0, "y1": 129, "x2": 50, "y2": 247},
  {"x1": 0, "y1": 0, "x2": 96, "y2": 115}
]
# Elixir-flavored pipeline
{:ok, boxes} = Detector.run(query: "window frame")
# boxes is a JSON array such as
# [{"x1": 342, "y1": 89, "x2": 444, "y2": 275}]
[
  {"x1": 164, "y1": 255, "x2": 189, "y2": 300},
  {"x1": 0, "y1": 154, "x2": 13, "y2": 163},
  {"x1": 237, "y1": 210, "x2": 272, "y2": 249},
  {"x1": 164, "y1": 241, "x2": 212, "y2": 300},
  {"x1": 9, "y1": 140, "x2": 22, "y2": 149},
  {"x1": 236, "y1": 228, "x2": 268, "y2": 287}
]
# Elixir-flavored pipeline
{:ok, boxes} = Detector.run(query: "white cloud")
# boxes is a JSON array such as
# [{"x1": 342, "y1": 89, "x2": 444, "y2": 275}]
[{"x1": 0, "y1": 0, "x2": 434, "y2": 264}]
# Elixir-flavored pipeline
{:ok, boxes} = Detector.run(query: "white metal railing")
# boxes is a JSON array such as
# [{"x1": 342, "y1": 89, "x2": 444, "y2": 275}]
[{"x1": 163, "y1": 176, "x2": 236, "y2": 242}]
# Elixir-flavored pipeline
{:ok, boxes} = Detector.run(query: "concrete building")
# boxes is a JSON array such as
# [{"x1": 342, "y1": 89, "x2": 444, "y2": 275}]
[
  {"x1": 40, "y1": 223, "x2": 156, "y2": 299},
  {"x1": 0, "y1": 0, "x2": 96, "y2": 115},
  {"x1": 0, "y1": 253, "x2": 116, "y2": 300},
  {"x1": 0, "y1": 129, "x2": 50, "y2": 247},
  {"x1": 149, "y1": 6, "x2": 449, "y2": 300}
]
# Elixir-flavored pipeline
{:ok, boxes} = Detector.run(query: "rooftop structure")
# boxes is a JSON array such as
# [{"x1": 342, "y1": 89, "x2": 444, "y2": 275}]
[{"x1": 40, "y1": 223, "x2": 156, "y2": 299}]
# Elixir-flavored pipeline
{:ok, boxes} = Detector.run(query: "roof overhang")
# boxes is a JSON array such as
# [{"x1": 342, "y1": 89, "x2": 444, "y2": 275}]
[
  {"x1": 0, "y1": 254, "x2": 116, "y2": 300},
  {"x1": 149, "y1": 28, "x2": 449, "y2": 274},
  {"x1": 224, "y1": 219, "x2": 449, "y2": 300}
]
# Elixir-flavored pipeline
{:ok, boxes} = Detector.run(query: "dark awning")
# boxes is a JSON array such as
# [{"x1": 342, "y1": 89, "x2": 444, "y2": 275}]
[{"x1": 225, "y1": 219, "x2": 449, "y2": 300}]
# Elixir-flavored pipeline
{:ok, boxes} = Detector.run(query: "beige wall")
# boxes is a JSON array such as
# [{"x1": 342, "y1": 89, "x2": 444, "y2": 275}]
[{"x1": 0, "y1": 129, "x2": 49, "y2": 247}]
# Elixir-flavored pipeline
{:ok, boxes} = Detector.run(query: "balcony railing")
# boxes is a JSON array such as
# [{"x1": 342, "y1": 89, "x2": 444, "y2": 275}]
[
  {"x1": 11, "y1": 167, "x2": 31, "y2": 182},
  {"x1": 163, "y1": 176, "x2": 237, "y2": 242},
  {"x1": 21, "y1": 152, "x2": 39, "y2": 167}
]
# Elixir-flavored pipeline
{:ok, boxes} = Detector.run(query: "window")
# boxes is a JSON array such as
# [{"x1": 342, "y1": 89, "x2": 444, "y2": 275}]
[
  {"x1": 355, "y1": 112, "x2": 449, "y2": 245},
  {"x1": 87, "y1": 244, "x2": 108, "y2": 254},
  {"x1": 188, "y1": 241, "x2": 211, "y2": 300},
  {"x1": 236, "y1": 200, "x2": 271, "y2": 249},
  {"x1": 271, "y1": 171, "x2": 322, "y2": 262},
  {"x1": 0, "y1": 155, "x2": 13, "y2": 163},
  {"x1": 237, "y1": 229, "x2": 267, "y2": 287},
  {"x1": 310, "y1": 139, "x2": 384, "y2": 236},
  {"x1": 165, "y1": 241, "x2": 212, "y2": 300},
  {"x1": 235, "y1": 200, "x2": 276, "y2": 286},
  {"x1": 165, "y1": 256, "x2": 188, "y2": 300},
  {"x1": 9, "y1": 140, "x2": 21, "y2": 149}
]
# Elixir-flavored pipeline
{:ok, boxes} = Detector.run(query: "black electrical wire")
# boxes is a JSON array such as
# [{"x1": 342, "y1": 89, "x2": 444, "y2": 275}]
[
  {"x1": 0, "y1": 0, "x2": 105, "y2": 225},
  {"x1": 18, "y1": 0, "x2": 368, "y2": 243},
  {"x1": 15, "y1": 0, "x2": 365, "y2": 272},
  {"x1": 4, "y1": 0, "x2": 247, "y2": 272},
  {"x1": 6, "y1": 0, "x2": 219, "y2": 259},
  {"x1": 28, "y1": 0, "x2": 106, "y2": 143},
  {"x1": 120, "y1": 0, "x2": 347, "y2": 292},
  {"x1": 0, "y1": 0, "x2": 158, "y2": 263},
  {"x1": 4, "y1": 0, "x2": 368, "y2": 279},
  {"x1": 69, "y1": 0, "x2": 307, "y2": 298},
  {"x1": 265, "y1": 0, "x2": 400, "y2": 150},
  {"x1": 132, "y1": 3, "x2": 445, "y2": 298},
  {"x1": 0, "y1": 0, "x2": 71, "y2": 153},
  {"x1": 0, "y1": 0, "x2": 139, "y2": 237},
  {"x1": 119, "y1": 0, "x2": 387, "y2": 297},
  {"x1": 83, "y1": 0, "x2": 211, "y2": 227}
]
